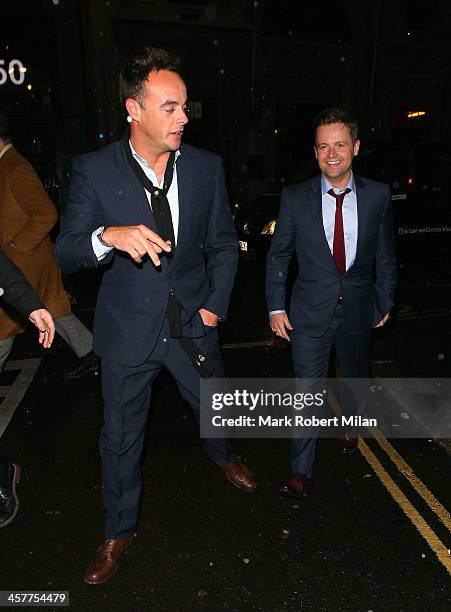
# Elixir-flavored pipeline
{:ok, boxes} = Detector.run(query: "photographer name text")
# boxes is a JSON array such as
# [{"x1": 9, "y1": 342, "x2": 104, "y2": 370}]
[{"x1": 211, "y1": 415, "x2": 377, "y2": 428}]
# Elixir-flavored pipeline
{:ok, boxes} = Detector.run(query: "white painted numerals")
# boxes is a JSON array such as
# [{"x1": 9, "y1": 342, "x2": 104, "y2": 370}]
[{"x1": 0, "y1": 59, "x2": 26, "y2": 86}]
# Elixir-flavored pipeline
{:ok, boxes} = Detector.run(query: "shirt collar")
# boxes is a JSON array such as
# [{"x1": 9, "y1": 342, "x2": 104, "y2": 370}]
[
  {"x1": 321, "y1": 171, "x2": 355, "y2": 195},
  {"x1": 129, "y1": 140, "x2": 181, "y2": 168},
  {"x1": 0, "y1": 143, "x2": 13, "y2": 161}
]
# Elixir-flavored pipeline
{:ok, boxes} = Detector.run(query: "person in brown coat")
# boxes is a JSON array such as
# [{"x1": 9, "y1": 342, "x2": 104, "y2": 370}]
[{"x1": 0, "y1": 113, "x2": 97, "y2": 378}]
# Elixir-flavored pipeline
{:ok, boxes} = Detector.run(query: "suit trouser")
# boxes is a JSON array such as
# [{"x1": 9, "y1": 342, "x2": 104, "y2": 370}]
[
  {"x1": 100, "y1": 319, "x2": 232, "y2": 539},
  {"x1": 0, "y1": 313, "x2": 92, "y2": 373},
  {"x1": 290, "y1": 303, "x2": 370, "y2": 475}
]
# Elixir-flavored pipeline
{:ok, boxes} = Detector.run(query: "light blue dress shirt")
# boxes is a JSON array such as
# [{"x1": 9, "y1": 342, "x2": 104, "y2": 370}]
[{"x1": 321, "y1": 172, "x2": 358, "y2": 271}]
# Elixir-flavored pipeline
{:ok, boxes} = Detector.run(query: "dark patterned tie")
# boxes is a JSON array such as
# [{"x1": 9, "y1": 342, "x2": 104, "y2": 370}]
[
  {"x1": 328, "y1": 188, "x2": 351, "y2": 275},
  {"x1": 124, "y1": 142, "x2": 176, "y2": 252}
]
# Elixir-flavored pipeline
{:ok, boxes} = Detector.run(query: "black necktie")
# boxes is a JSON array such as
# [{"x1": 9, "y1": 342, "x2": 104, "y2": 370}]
[{"x1": 123, "y1": 140, "x2": 176, "y2": 252}]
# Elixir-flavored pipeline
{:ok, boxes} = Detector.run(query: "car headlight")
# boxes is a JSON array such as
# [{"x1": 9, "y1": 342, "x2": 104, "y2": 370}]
[{"x1": 260, "y1": 219, "x2": 277, "y2": 235}]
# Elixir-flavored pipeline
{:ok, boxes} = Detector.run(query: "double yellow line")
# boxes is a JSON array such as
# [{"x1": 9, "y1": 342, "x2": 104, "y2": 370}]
[
  {"x1": 329, "y1": 393, "x2": 451, "y2": 575},
  {"x1": 359, "y1": 437, "x2": 451, "y2": 574}
]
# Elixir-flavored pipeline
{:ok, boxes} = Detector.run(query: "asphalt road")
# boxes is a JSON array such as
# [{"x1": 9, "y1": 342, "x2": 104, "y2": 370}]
[{"x1": 0, "y1": 259, "x2": 450, "y2": 611}]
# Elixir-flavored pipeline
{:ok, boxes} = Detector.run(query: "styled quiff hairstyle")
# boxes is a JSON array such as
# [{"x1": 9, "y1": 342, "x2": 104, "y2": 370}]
[
  {"x1": 313, "y1": 108, "x2": 359, "y2": 144},
  {"x1": 118, "y1": 46, "x2": 181, "y2": 108}
]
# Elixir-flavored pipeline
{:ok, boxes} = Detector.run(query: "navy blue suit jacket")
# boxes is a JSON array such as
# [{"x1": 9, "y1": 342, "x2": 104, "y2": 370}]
[
  {"x1": 56, "y1": 141, "x2": 238, "y2": 366},
  {"x1": 266, "y1": 174, "x2": 397, "y2": 336}
]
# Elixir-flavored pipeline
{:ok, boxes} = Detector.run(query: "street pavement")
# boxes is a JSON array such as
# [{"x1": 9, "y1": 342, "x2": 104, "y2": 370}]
[{"x1": 0, "y1": 259, "x2": 450, "y2": 611}]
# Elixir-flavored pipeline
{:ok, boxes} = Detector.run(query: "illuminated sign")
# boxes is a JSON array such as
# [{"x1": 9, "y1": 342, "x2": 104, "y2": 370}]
[
  {"x1": 0, "y1": 59, "x2": 27, "y2": 86},
  {"x1": 407, "y1": 111, "x2": 427, "y2": 119}
]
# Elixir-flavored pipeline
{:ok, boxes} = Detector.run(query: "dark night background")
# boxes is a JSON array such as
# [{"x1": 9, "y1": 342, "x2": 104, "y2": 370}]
[
  {"x1": 2, "y1": 0, "x2": 451, "y2": 293},
  {"x1": 1, "y1": 2, "x2": 451, "y2": 610},
  {"x1": 2, "y1": 0, "x2": 451, "y2": 198}
]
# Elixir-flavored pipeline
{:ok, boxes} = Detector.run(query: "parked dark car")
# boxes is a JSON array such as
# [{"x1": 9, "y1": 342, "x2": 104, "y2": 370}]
[
  {"x1": 234, "y1": 145, "x2": 451, "y2": 288},
  {"x1": 234, "y1": 193, "x2": 280, "y2": 259}
]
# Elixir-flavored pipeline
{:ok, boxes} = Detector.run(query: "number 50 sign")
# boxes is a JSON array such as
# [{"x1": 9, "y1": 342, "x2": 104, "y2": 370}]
[{"x1": 0, "y1": 59, "x2": 26, "y2": 86}]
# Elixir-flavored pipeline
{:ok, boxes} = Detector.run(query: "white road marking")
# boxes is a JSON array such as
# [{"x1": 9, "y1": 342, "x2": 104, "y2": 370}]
[{"x1": 0, "y1": 358, "x2": 41, "y2": 439}]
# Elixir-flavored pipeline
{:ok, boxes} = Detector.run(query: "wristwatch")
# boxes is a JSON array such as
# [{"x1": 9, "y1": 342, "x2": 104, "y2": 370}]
[{"x1": 97, "y1": 226, "x2": 111, "y2": 247}]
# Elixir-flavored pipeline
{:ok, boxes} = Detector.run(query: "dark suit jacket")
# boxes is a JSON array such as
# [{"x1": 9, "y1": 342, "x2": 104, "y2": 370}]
[
  {"x1": 0, "y1": 250, "x2": 43, "y2": 319},
  {"x1": 266, "y1": 174, "x2": 397, "y2": 336},
  {"x1": 56, "y1": 141, "x2": 238, "y2": 366}
]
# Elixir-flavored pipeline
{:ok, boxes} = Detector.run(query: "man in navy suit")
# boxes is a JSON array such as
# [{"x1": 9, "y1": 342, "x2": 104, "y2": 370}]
[
  {"x1": 56, "y1": 47, "x2": 255, "y2": 584},
  {"x1": 266, "y1": 108, "x2": 397, "y2": 498}
]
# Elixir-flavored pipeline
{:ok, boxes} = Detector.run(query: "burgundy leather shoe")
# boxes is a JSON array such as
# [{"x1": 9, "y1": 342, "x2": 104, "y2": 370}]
[
  {"x1": 84, "y1": 536, "x2": 135, "y2": 584},
  {"x1": 213, "y1": 456, "x2": 256, "y2": 492},
  {"x1": 339, "y1": 435, "x2": 358, "y2": 455},
  {"x1": 279, "y1": 473, "x2": 313, "y2": 499}
]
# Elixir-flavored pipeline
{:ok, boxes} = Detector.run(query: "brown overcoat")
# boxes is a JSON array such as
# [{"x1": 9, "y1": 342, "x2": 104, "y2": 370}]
[{"x1": 0, "y1": 145, "x2": 70, "y2": 339}]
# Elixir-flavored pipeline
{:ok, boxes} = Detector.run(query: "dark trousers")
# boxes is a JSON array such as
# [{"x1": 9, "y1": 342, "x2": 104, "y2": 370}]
[
  {"x1": 100, "y1": 320, "x2": 231, "y2": 539},
  {"x1": 290, "y1": 303, "x2": 370, "y2": 476}
]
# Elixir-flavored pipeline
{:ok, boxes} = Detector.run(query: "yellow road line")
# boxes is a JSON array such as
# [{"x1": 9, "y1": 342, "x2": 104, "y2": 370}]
[
  {"x1": 358, "y1": 437, "x2": 451, "y2": 575},
  {"x1": 329, "y1": 391, "x2": 451, "y2": 532},
  {"x1": 372, "y1": 431, "x2": 451, "y2": 532},
  {"x1": 328, "y1": 390, "x2": 451, "y2": 573}
]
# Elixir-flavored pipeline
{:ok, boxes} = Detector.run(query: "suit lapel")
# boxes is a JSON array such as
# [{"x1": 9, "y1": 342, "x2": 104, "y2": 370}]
[
  {"x1": 172, "y1": 145, "x2": 194, "y2": 265},
  {"x1": 352, "y1": 175, "x2": 369, "y2": 268},
  {"x1": 309, "y1": 178, "x2": 339, "y2": 273}
]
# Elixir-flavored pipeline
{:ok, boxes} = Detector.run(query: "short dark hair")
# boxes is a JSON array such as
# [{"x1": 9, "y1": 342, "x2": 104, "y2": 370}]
[
  {"x1": 313, "y1": 108, "x2": 359, "y2": 143},
  {"x1": 0, "y1": 113, "x2": 11, "y2": 140},
  {"x1": 118, "y1": 46, "x2": 181, "y2": 108}
]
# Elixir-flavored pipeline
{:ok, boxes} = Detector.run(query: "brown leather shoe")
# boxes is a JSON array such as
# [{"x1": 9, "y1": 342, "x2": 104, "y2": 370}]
[
  {"x1": 213, "y1": 456, "x2": 256, "y2": 492},
  {"x1": 279, "y1": 473, "x2": 313, "y2": 499},
  {"x1": 84, "y1": 536, "x2": 135, "y2": 585},
  {"x1": 339, "y1": 435, "x2": 358, "y2": 455}
]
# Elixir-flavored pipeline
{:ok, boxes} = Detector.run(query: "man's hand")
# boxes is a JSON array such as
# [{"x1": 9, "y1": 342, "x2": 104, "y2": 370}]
[
  {"x1": 29, "y1": 309, "x2": 55, "y2": 348},
  {"x1": 102, "y1": 225, "x2": 172, "y2": 265},
  {"x1": 199, "y1": 308, "x2": 219, "y2": 327},
  {"x1": 269, "y1": 312, "x2": 293, "y2": 341},
  {"x1": 374, "y1": 313, "x2": 390, "y2": 328}
]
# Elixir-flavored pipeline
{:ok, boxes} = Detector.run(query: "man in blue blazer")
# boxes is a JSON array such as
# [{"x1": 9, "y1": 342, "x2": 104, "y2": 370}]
[
  {"x1": 266, "y1": 108, "x2": 397, "y2": 498},
  {"x1": 56, "y1": 47, "x2": 255, "y2": 584}
]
